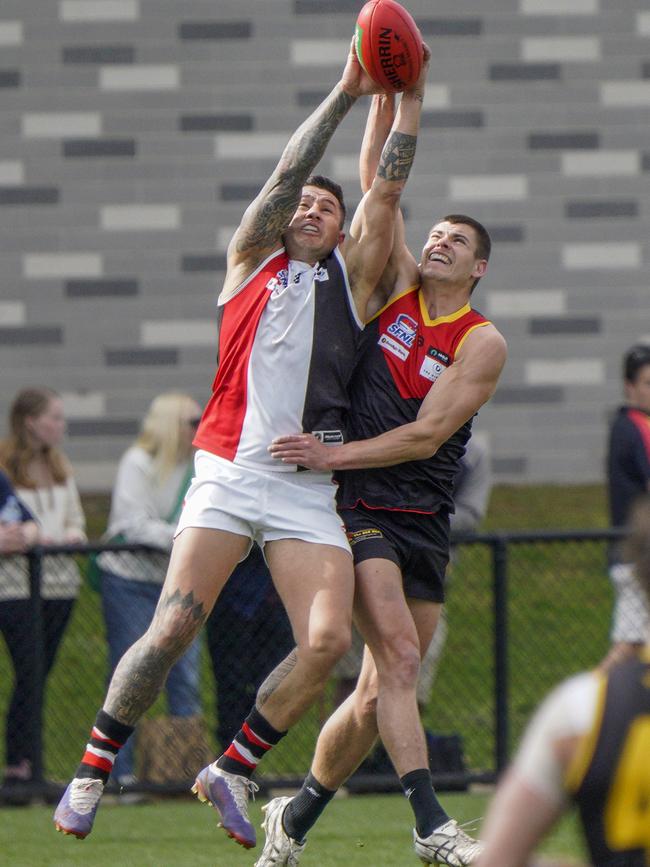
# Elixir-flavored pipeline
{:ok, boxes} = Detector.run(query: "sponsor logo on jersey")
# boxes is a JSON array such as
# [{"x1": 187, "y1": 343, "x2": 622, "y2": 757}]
[
  {"x1": 312, "y1": 429, "x2": 344, "y2": 445},
  {"x1": 347, "y1": 527, "x2": 384, "y2": 546},
  {"x1": 419, "y1": 346, "x2": 450, "y2": 383},
  {"x1": 266, "y1": 268, "x2": 289, "y2": 295},
  {"x1": 379, "y1": 332, "x2": 409, "y2": 361},
  {"x1": 386, "y1": 313, "x2": 418, "y2": 348}
]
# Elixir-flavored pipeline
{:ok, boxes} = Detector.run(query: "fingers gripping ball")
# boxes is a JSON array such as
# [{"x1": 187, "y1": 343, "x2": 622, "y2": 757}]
[{"x1": 355, "y1": 0, "x2": 423, "y2": 92}]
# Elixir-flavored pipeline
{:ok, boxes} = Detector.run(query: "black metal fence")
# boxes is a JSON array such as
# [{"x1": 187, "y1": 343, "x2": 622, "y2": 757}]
[{"x1": 0, "y1": 529, "x2": 621, "y2": 804}]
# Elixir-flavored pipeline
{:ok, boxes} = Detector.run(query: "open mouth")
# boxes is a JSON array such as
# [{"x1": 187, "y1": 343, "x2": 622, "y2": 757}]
[{"x1": 428, "y1": 252, "x2": 451, "y2": 265}]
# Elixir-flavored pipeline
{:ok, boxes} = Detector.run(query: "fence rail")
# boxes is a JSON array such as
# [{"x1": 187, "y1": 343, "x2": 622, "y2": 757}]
[{"x1": 0, "y1": 529, "x2": 622, "y2": 803}]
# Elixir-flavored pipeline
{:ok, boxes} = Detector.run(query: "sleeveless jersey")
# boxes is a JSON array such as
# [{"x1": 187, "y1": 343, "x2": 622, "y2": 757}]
[
  {"x1": 337, "y1": 287, "x2": 491, "y2": 513},
  {"x1": 194, "y1": 246, "x2": 363, "y2": 472},
  {"x1": 568, "y1": 652, "x2": 650, "y2": 867}
]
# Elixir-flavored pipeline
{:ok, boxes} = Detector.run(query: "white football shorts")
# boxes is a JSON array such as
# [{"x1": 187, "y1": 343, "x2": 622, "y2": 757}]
[{"x1": 175, "y1": 449, "x2": 350, "y2": 555}]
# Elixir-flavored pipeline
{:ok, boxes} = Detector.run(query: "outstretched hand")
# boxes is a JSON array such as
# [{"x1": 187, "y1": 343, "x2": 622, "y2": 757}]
[
  {"x1": 340, "y1": 36, "x2": 386, "y2": 98},
  {"x1": 404, "y1": 40, "x2": 431, "y2": 97},
  {"x1": 269, "y1": 434, "x2": 336, "y2": 471}
]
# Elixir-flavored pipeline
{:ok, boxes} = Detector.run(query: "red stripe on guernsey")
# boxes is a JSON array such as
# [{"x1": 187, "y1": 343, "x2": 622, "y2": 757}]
[
  {"x1": 81, "y1": 751, "x2": 113, "y2": 773},
  {"x1": 628, "y1": 409, "x2": 650, "y2": 460},
  {"x1": 224, "y1": 743, "x2": 257, "y2": 769},
  {"x1": 242, "y1": 720, "x2": 272, "y2": 749},
  {"x1": 91, "y1": 726, "x2": 122, "y2": 749},
  {"x1": 193, "y1": 251, "x2": 285, "y2": 461}
]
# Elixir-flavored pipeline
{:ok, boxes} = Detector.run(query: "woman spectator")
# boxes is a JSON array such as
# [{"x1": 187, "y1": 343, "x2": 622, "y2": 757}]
[
  {"x1": 0, "y1": 387, "x2": 85, "y2": 797},
  {"x1": 98, "y1": 392, "x2": 205, "y2": 786}
]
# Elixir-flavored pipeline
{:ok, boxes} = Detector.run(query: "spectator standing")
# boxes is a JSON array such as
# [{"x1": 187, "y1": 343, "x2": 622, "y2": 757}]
[
  {"x1": 0, "y1": 388, "x2": 85, "y2": 796},
  {"x1": 603, "y1": 343, "x2": 650, "y2": 670},
  {"x1": 97, "y1": 392, "x2": 205, "y2": 786}
]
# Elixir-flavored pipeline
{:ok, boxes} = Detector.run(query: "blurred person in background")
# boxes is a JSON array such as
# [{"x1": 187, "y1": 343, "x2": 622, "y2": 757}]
[
  {"x1": 97, "y1": 392, "x2": 205, "y2": 788},
  {"x1": 477, "y1": 494, "x2": 650, "y2": 867},
  {"x1": 0, "y1": 387, "x2": 85, "y2": 797},
  {"x1": 602, "y1": 343, "x2": 650, "y2": 671}
]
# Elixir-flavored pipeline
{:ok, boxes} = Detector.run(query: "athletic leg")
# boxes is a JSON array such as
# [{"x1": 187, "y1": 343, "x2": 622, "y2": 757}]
[{"x1": 54, "y1": 527, "x2": 248, "y2": 839}]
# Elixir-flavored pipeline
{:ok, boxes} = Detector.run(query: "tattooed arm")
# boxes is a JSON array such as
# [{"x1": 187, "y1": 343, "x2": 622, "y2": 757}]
[
  {"x1": 343, "y1": 44, "x2": 430, "y2": 320},
  {"x1": 222, "y1": 40, "x2": 382, "y2": 299}
]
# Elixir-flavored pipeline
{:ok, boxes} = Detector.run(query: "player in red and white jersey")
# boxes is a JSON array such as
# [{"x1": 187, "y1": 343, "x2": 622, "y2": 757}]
[
  {"x1": 54, "y1": 41, "x2": 431, "y2": 847},
  {"x1": 264, "y1": 95, "x2": 507, "y2": 865}
]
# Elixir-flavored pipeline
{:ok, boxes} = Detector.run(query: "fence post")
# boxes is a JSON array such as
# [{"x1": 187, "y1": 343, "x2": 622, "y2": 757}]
[
  {"x1": 26, "y1": 546, "x2": 45, "y2": 785},
  {"x1": 492, "y1": 535, "x2": 509, "y2": 775}
]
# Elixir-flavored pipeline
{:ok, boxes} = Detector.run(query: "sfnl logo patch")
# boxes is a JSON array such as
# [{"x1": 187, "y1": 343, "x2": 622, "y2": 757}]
[{"x1": 379, "y1": 313, "x2": 418, "y2": 361}]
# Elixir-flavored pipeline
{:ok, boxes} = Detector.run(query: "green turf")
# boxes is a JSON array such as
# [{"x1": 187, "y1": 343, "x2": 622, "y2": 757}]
[{"x1": 0, "y1": 791, "x2": 584, "y2": 867}]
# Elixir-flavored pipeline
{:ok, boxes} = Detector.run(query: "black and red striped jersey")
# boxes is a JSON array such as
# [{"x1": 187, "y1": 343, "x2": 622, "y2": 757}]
[{"x1": 337, "y1": 286, "x2": 491, "y2": 513}]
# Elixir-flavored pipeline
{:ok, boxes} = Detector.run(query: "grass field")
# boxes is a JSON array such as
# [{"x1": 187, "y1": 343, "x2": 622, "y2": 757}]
[{"x1": 0, "y1": 790, "x2": 584, "y2": 867}]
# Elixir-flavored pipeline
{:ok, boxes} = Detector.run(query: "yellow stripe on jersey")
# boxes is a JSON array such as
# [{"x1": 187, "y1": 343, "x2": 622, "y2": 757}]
[
  {"x1": 565, "y1": 672, "x2": 608, "y2": 793},
  {"x1": 455, "y1": 321, "x2": 492, "y2": 355}
]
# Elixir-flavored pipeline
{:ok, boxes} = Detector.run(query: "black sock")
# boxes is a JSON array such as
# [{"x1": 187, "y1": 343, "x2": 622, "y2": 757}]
[
  {"x1": 283, "y1": 772, "x2": 337, "y2": 842},
  {"x1": 400, "y1": 768, "x2": 449, "y2": 838},
  {"x1": 217, "y1": 706, "x2": 286, "y2": 779},
  {"x1": 76, "y1": 709, "x2": 134, "y2": 783}
]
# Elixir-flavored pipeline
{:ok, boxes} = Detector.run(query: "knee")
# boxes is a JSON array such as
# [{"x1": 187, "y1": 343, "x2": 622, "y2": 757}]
[
  {"x1": 300, "y1": 623, "x2": 351, "y2": 676},
  {"x1": 377, "y1": 637, "x2": 421, "y2": 690},
  {"x1": 144, "y1": 609, "x2": 201, "y2": 661}
]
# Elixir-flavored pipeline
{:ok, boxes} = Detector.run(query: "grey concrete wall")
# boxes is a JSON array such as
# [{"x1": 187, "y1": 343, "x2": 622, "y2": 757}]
[{"x1": 1, "y1": 0, "x2": 648, "y2": 489}]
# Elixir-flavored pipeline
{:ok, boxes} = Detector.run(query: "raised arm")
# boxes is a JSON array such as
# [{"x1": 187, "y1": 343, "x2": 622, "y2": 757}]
[
  {"x1": 222, "y1": 40, "x2": 382, "y2": 297},
  {"x1": 342, "y1": 44, "x2": 430, "y2": 319},
  {"x1": 269, "y1": 324, "x2": 507, "y2": 471},
  {"x1": 358, "y1": 94, "x2": 419, "y2": 314}
]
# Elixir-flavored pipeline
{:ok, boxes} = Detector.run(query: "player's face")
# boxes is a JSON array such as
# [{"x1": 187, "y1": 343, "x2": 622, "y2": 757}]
[
  {"x1": 285, "y1": 186, "x2": 344, "y2": 262},
  {"x1": 419, "y1": 221, "x2": 487, "y2": 288},
  {"x1": 626, "y1": 364, "x2": 650, "y2": 413}
]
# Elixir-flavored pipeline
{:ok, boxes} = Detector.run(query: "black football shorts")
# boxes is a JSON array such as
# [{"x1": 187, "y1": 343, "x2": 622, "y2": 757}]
[{"x1": 340, "y1": 503, "x2": 450, "y2": 603}]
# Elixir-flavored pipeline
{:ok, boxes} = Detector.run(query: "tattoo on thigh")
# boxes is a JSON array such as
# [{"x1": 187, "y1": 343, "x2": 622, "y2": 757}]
[
  {"x1": 256, "y1": 648, "x2": 298, "y2": 707},
  {"x1": 104, "y1": 588, "x2": 207, "y2": 725}
]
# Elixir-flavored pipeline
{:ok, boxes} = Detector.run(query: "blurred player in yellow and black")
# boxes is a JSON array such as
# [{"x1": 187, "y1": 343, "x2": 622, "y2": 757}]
[{"x1": 477, "y1": 495, "x2": 650, "y2": 867}]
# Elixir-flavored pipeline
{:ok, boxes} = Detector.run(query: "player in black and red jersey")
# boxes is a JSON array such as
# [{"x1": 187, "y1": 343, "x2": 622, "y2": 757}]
[{"x1": 262, "y1": 95, "x2": 507, "y2": 866}]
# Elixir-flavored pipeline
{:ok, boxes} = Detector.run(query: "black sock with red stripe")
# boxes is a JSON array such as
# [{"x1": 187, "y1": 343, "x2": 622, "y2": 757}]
[
  {"x1": 216, "y1": 706, "x2": 286, "y2": 779},
  {"x1": 76, "y1": 710, "x2": 134, "y2": 783}
]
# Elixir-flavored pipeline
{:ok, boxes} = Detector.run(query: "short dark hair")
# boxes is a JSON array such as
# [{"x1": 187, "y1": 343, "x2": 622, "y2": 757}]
[
  {"x1": 623, "y1": 343, "x2": 650, "y2": 383},
  {"x1": 305, "y1": 174, "x2": 346, "y2": 228},
  {"x1": 437, "y1": 214, "x2": 492, "y2": 293}
]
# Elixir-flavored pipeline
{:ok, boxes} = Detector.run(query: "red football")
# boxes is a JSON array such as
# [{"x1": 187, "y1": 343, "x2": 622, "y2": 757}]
[{"x1": 355, "y1": 0, "x2": 423, "y2": 92}]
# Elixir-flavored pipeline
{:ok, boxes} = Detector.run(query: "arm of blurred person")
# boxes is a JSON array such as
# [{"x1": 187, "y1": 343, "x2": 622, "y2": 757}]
[
  {"x1": 62, "y1": 459, "x2": 87, "y2": 543},
  {"x1": 108, "y1": 447, "x2": 177, "y2": 550},
  {"x1": 477, "y1": 672, "x2": 600, "y2": 867},
  {"x1": 450, "y1": 437, "x2": 492, "y2": 536},
  {"x1": 0, "y1": 520, "x2": 39, "y2": 553}
]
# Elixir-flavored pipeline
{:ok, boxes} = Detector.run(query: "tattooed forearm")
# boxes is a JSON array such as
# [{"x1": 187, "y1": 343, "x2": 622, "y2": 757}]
[
  {"x1": 256, "y1": 648, "x2": 299, "y2": 708},
  {"x1": 104, "y1": 588, "x2": 207, "y2": 725},
  {"x1": 236, "y1": 86, "x2": 356, "y2": 254},
  {"x1": 377, "y1": 131, "x2": 417, "y2": 182}
]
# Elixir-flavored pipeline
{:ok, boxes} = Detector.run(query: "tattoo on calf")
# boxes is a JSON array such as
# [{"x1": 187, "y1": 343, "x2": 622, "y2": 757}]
[
  {"x1": 256, "y1": 648, "x2": 299, "y2": 707},
  {"x1": 105, "y1": 588, "x2": 207, "y2": 725}
]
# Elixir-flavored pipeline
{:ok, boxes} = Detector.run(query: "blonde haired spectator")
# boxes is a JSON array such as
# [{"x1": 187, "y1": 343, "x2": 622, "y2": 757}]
[{"x1": 0, "y1": 387, "x2": 85, "y2": 798}]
